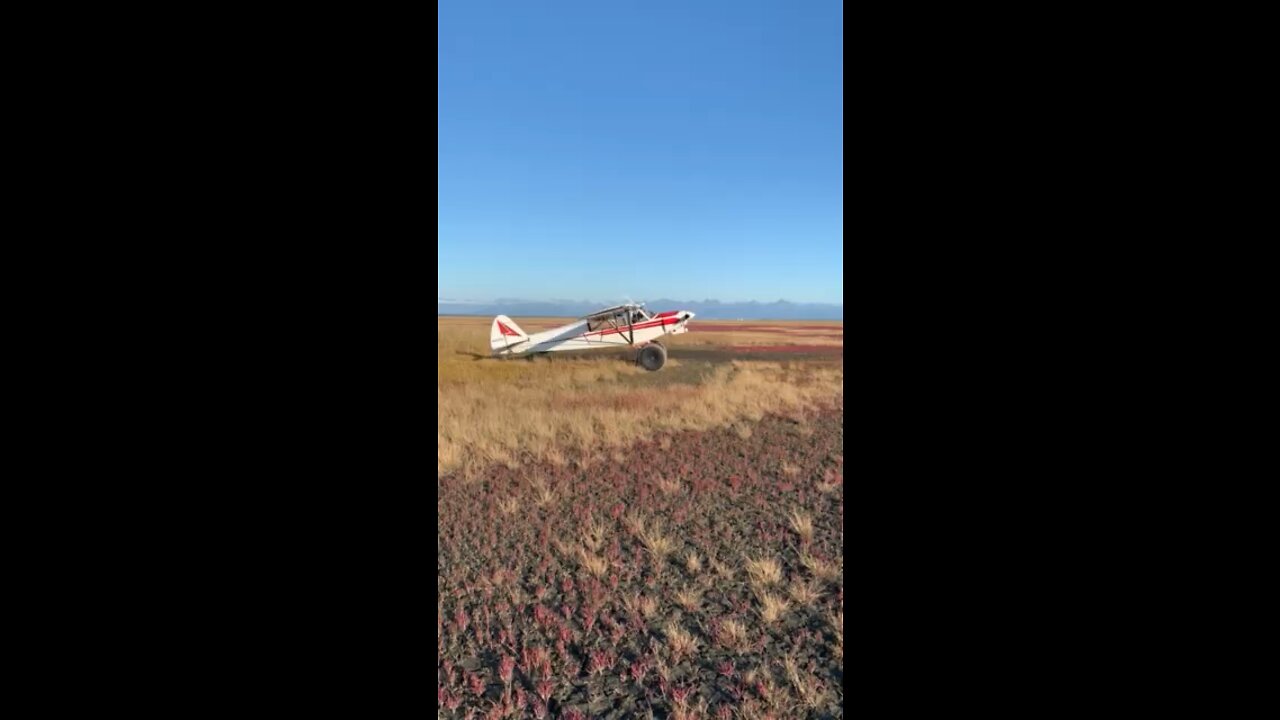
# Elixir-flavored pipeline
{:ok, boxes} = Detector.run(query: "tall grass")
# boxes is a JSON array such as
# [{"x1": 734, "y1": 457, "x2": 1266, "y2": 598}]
[{"x1": 437, "y1": 318, "x2": 843, "y2": 476}]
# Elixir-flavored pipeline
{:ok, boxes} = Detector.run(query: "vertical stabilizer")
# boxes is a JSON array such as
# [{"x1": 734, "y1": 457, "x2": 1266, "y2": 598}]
[{"x1": 490, "y1": 315, "x2": 529, "y2": 354}]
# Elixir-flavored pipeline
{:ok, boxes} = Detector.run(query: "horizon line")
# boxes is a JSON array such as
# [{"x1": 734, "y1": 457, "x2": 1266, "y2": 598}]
[{"x1": 438, "y1": 298, "x2": 844, "y2": 305}]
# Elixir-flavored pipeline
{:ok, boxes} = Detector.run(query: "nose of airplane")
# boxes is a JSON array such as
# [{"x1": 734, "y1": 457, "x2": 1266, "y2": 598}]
[{"x1": 682, "y1": 311, "x2": 696, "y2": 322}]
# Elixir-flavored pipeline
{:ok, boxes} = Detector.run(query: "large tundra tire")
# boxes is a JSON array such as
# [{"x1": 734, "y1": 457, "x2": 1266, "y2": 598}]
[{"x1": 639, "y1": 343, "x2": 667, "y2": 371}]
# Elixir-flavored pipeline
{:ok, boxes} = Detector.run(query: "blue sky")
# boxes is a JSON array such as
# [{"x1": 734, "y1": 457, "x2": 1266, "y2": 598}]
[{"x1": 438, "y1": 0, "x2": 843, "y2": 304}]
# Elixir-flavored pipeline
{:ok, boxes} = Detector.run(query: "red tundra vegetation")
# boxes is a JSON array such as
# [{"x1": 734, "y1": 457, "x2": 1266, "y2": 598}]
[{"x1": 438, "y1": 406, "x2": 845, "y2": 719}]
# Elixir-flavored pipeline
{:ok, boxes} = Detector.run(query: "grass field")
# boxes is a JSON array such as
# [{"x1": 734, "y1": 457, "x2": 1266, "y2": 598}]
[
  {"x1": 438, "y1": 314, "x2": 845, "y2": 717},
  {"x1": 437, "y1": 316, "x2": 844, "y2": 478}
]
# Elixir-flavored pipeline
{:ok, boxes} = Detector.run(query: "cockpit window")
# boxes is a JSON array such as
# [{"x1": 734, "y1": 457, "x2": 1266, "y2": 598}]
[{"x1": 588, "y1": 308, "x2": 648, "y2": 332}]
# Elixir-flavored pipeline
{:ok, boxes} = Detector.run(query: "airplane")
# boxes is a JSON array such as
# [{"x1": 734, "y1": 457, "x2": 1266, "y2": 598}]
[{"x1": 489, "y1": 302, "x2": 695, "y2": 371}]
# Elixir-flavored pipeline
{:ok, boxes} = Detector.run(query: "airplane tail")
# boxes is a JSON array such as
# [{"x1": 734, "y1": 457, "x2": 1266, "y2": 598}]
[{"x1": 490, "y1": 315, "x2": 530, "y2": 354}]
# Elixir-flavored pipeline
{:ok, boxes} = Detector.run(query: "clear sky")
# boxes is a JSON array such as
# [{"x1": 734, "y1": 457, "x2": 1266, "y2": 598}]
[{"x1": 438, "y1": 0, "x2": 843, "y2": 304}]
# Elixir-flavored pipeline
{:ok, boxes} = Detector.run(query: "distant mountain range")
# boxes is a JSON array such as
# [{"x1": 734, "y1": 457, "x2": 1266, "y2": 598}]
[{"x1": 437, "y1": 298, "x2": 843, "y2": 320}]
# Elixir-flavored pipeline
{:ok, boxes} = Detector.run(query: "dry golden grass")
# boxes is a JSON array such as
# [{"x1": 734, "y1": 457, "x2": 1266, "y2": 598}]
[
  {"x1": 664, "y1": 620, "x2": 698, "y2": 662},
  {"x1": 530, "y1": 478, "x2": 556, "y2": 508},
  {"x1": 578, "y1": 548, "x2": 609, "y2": 578},
  {"x1": 637, "y1": 519, "x2": 678, "y2": 560},
  {"x1": 684, "y1": 550, "x2": 702, "y2": 576},
  {"x1": 437, "y1": 316, "x2": 843, "y2": 476},
  {"x1": 657, "y1": 477, "x2": 683, "y2": 496},
  {"x1": 580, "y1": 516, "x2": 608, "y2": 553},
  {"x1": 788, "y1": 509, "x2": 814, "y2": 545},
  {"x1": 755, "y1": 589, "x2": 790, "y2": 625},
  {"x1": 674, "y1": 585, "x2": 703, "y2": 613},
  {"x1": 781, "y1": 460, "x2": 801, "y2": 478},
  {"x1": 745, "y1": 556, "x2": 783, "y2": 587},
  {"x1": 717, "y1": 618, "x2": 749, "y2": 652},
  {"x1": 781, "y1": 654, "x2": 823, "y2": 709},
  {"x1": 623, "y1": 511, "x2": 647, "y2": 538},
  {"x1": 709, "y1": 553, "x2": 734, "y2": 580},
  {"x1": 551, "y1": 537, "x2": 575, "y2": 559},
  {"x1": 497, "y1": 496, "x2": 520, "y2": 517},
  {"x1": 788, "y1": 577, "x2": 825, "y2": 605},
  {"x1": 625, "y1": 594, "x2": 659, "y2": 619},
  {"x1": 800, "y1": 553, "x2": 841, "y2": 584},
  {"x1": 640, "y1": 596, "x2": 659, "y2": 618}
]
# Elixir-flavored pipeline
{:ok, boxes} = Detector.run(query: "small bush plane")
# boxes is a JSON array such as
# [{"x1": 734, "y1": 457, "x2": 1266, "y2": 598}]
[{"x1": 490, "y1": 302, "x2": 695, "y2": 371}]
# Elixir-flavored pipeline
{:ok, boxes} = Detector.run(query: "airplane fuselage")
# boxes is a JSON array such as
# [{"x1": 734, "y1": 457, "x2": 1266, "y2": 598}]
[{"x1": 493, "y1": 311, "x2": 694, "y2": 356}]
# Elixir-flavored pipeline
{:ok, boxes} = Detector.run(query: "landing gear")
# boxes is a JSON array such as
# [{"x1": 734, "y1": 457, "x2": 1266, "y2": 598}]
[{"x1": 638, "y1": 343, "x2": 667, "y2": 371}]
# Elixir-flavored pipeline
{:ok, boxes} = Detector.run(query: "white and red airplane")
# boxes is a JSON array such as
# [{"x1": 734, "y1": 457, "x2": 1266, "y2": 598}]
[{"x1": 490, "y1": 302, "x2": 695, "y2": 371}]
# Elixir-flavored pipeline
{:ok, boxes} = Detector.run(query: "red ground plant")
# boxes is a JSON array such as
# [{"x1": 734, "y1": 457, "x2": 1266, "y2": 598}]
[{"x1": 438, "y1": 405, "x2": 845, "y2": 718}]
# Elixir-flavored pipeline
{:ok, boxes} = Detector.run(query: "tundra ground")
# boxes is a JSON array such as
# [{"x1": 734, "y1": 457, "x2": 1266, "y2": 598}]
[{"x1": 438, "y1": 316, "x2": 844, "y2": 718}]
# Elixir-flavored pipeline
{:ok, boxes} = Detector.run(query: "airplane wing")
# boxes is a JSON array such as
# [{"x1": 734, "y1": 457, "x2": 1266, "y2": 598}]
[{"x1": 580, "y1": 303, "x2": 640, "y2": 320}]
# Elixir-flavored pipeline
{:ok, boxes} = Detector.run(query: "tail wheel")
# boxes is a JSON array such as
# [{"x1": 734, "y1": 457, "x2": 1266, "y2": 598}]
[{"x1": 638, "y1": 343, "x2": 667, "y2": 371}]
